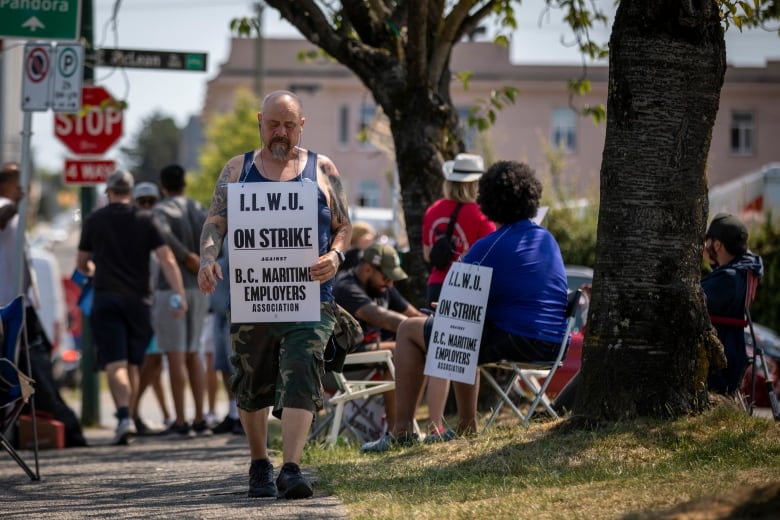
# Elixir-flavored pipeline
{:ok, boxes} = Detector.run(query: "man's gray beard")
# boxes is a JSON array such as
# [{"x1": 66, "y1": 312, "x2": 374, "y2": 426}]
[{"x1": 269, "y1": 141, "x2": 290, "y2": 160}]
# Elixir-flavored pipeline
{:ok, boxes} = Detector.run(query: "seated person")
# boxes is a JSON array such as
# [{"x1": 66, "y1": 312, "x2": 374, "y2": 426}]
[
  {"x1": 702, "y1": 213, "x2": 764, "y2": 395},
  {"x1": 333, "y1": 242, "x2": 425, "y2": 431},
  {"x1": 362, "y1": 160, "x2": 569, "y2": 452}
]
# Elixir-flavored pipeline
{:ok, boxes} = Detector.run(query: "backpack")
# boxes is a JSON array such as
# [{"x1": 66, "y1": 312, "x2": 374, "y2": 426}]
[
  {"x1": 324, "y1": 303, "x2": 364, "y2": 373},
  {"x1": 428, "y1": 203, "x2": 463, "y2": 270}
]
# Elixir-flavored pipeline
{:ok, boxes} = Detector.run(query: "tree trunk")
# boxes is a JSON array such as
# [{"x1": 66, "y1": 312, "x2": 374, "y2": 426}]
[
  {"x1": 383, "y1": 92, "x2": 461, "y2": 307},
  {"x1": 574, "y1": 0, "x2": 727, "y2": 423}
]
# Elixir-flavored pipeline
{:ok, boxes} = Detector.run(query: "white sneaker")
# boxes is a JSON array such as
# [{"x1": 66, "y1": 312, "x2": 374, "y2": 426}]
[
  {"x1": 204, "y1": 412, "x2": 219, "y2": 429},
  {"x1": 113, "y1": 418, "x2": 137, "y2": 445}
]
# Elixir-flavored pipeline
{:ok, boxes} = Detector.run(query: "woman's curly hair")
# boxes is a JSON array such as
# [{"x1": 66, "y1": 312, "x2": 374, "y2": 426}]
[{"x1": 477, "y1": 161, "x2": 541, "y2": 224}]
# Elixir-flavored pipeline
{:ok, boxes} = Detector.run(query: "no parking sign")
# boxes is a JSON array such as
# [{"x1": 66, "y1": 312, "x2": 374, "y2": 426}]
[{"x1": 22, "y1": 43, "x2": 53, "y2": 111}]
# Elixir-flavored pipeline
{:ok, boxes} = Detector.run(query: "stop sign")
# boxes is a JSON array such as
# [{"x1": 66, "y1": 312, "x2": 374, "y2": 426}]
[{"x1": 54, "y1": 86, "x2": 123, "y2": 155}]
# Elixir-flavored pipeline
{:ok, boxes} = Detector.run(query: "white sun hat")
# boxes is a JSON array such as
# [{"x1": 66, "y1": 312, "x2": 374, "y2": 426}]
[{"x1": 442, "y1": 153, "x2": 485, "y2": 182}]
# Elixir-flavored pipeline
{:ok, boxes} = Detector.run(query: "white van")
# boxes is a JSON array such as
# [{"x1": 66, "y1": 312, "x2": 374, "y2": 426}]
[
  {"x1": 29, "y1": 247, "x2": 70, "y2": 350},
  {"x1": 29, "y1": 246, "x2": 81, "y2": 388}
]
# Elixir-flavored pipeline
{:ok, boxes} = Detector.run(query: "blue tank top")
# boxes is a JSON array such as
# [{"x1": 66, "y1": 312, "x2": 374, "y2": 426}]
[{"x1": 240, "y1": 150, "x2": 333, "y2": 302}]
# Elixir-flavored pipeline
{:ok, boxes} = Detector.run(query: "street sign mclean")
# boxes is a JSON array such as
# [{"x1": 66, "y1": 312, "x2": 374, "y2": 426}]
[
  {"x1": 0, "y1": 0, "x2": 82, "y2": 41},
  {"x1": 97, "y1": 48, "x2": 208, "y2": 72}
]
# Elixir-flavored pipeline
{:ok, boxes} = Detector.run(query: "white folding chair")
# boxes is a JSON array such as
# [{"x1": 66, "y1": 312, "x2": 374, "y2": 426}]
[
  {"x1": 311, "y1": 349, "x2": 421, "y2": 446},
  {"x1": 480, "y1": 289, "x2": 582, "y2": 432},
  {"x1": 321, "y1": 350, "x2": 397, "y2": 446}
]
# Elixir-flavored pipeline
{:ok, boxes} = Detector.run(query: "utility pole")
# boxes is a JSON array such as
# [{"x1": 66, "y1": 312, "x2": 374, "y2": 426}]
[
  {"x1": 254, "y1": 2, "x2": 265, "y2": 101},
  {"x1": 80, "y1": 0, "x2": 100, "y2": 427}
]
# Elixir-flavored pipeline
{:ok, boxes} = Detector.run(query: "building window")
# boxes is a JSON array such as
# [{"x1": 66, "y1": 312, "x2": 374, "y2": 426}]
[
  {"x1": 551, "y1": 108, "x2": 577, "y2": 153},
  {"x1": 357, "y1": 180, "x2": 380, "y2": 207},
  {"x1": 359, "y1": 104, "x2": 377, "y2": 149},
  {"x1": 338, "y1": 105, "x2": 349, "y2": 146},
  {"x1": 730, "y1": 111, "x2": 754, "y2": 155}
]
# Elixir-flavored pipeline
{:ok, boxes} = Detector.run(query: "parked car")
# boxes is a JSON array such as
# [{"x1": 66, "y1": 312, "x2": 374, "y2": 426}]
[
  {"x1": 535, "y1": 265, "x2": 591, "y2": 397},
  {"x1": 538, "y1": 266, "x2": 780, "y2": 408},
  {"x1": 741, "y1": 324, "x2": 780, "y2": 407},
  {"x1": 29, "y1": 247, "x2": 82, "y2": 389}
]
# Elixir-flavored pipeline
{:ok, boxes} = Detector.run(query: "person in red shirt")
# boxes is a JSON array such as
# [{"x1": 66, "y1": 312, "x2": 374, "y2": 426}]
[{"x1": 421, "y1": 153, "x2": 495, "y2": 441}]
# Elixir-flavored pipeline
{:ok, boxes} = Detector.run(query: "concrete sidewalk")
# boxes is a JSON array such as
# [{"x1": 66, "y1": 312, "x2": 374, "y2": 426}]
[
  {"x1": 0, "y1": 361, "x2": 350, "y2": 518},
  {"x1": 0, "y1": 428, "x2": 349, "y2": 519}
]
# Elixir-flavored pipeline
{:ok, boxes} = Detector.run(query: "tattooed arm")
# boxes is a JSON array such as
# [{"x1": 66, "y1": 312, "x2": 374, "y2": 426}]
[
  {"x1": 310, "y1": 154, "x2": 352, "y2": 283},
  {"x1": 198, "y1": 156, "x2": 242, "y2": 294}
]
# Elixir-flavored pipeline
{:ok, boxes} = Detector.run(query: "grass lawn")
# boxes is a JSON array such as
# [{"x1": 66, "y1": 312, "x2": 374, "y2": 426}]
[{"x1": 300, "y1": 403, "x2": 780, "y2": 519}]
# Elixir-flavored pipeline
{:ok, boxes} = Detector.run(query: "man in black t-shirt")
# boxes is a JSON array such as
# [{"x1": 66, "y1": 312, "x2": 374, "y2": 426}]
[
  {"x1": 76, "y1": 170, "x2": 187, "y2": 445},
  {"x1": 333, "y1": 243, "x2": 424, "y2": 432}
]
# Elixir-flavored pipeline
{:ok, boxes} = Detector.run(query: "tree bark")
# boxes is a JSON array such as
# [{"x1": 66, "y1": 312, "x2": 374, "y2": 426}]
[{"x1": 573, "y1": 0, "x2": 727, "y2": 423}]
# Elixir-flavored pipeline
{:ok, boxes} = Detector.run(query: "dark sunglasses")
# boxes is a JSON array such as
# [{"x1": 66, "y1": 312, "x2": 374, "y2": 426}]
[
  {"x1": 373, "y1": 265, "x2": 391, "y2": 284},
  {"x1": 136, "y1": 197, "x2": 157, "y2": 207}
]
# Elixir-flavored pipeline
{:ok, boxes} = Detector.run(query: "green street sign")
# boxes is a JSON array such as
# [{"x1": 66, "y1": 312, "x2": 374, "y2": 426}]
[
  {"x1": 0, "y1": 0, "x2": 81, "y2": 41},
  {"x1": 96, "y1": 48, "x2": 208, "y2": 72},
  {"x1": 185, "y1": 53, "x2": 206, "y2": 71}
]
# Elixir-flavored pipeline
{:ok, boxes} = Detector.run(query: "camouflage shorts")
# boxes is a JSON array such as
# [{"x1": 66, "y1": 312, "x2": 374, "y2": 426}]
[{"x1": 228, "y1": 302, "x2": 337, "y2": 416}]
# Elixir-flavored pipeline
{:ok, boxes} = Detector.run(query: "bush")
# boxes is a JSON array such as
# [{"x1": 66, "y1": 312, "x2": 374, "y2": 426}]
[
  {"x1": 749, "y1": 214, "x2": 780, "y2": 332},
  {"x1": 546, "y1": 205, "x2": 598, "y2": 268}
]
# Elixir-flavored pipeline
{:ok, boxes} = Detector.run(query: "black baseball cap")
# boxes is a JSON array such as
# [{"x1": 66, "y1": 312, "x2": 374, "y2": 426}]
[{"x1": 706, "y1": 213, "x2": 748, "y2": 255}]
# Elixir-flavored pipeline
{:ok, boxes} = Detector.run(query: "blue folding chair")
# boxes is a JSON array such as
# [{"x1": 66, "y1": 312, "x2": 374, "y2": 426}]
[{"x1": 1, "y1": 294, "x2": 40, "y2": 481}]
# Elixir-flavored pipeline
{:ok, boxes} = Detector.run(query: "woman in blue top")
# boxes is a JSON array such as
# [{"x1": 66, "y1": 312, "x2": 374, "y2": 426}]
[
  {"x1": 197, "y1": 91, "x2": 352, "y2": 499},
  {"x1": 362, "y1": 160, "x2": 568, "y2": 452}
]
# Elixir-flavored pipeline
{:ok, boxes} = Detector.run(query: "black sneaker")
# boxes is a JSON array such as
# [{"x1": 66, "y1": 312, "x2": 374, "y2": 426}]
[
  {"x1": 232, "y1": 418, "x2": 245, "y2": 436},
  {"x1": 159, "y1": 421, "x2": 194, "y2": 439},
  {"x1": 248, "y1": 458, "x2": 276, "y2": 498},
  {"x1": 276, "y1": 462, "x2": 313, "y2": 499},
  {"x1": 212, "y1": 416, "x2": 237, "y2": 435},
  {"x1": 192, "y1": 420, "x2": 213, "y2": 437},
  {"x1": 134, "y1": 418, "x2": 161, "y2": 436}
]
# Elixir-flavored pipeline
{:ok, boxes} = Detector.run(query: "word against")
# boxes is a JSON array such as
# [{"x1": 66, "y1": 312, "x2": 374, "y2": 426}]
[
  {"x1": 424, "y1": 263, "x2": 492, "y2": 384},
  {"x1": 227, "y1": 181, "x2": 320, "y2": 323}
]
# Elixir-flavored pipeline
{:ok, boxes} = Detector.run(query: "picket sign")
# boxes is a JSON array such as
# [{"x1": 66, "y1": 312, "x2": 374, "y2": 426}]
[{"x1": 424, "y1": 262, "x2": 492, "y2": 385}]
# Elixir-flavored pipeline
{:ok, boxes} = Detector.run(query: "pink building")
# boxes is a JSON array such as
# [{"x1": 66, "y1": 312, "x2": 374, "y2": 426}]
[{"x1": 202, "y1": 38, "x2": 780, "y2": 210}]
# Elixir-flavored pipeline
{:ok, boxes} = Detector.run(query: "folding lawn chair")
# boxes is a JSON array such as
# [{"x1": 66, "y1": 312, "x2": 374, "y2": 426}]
[
  {"x1": 318, "y1": 350, "x2": 397, "y2": 446},
  {"x1": 710, "y1": 270, "x2": 780, "y2": 420},
  {"x1": 309, "y1": 349, "x2": 421, "y2": 446},
  {"x1": 1, "y1": 294, "x2": 40, "y2": 480},
  {"x1": 480, "y1": 289, "x2": 583, "y2": 432}
]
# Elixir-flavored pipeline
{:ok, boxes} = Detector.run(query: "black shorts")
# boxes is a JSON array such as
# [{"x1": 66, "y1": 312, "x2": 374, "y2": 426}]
[
  {"x1": 422, "y1": 316, "x2": 559, "y2": 364},
  {"x1": 90, "y1": 292, "x2": 153, "y2": 368}
]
